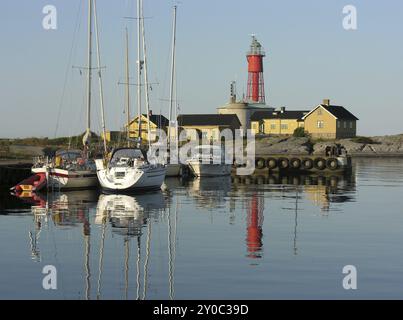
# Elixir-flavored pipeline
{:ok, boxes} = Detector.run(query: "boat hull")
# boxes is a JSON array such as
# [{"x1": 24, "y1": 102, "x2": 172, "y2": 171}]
[
  {"x1": 165, "y1": 163, "x2": 182, "y2": 177},
  {"x1": 32, "y1": 167, "x2": 98, "y2": 190},
  {"x1": 188, "y1": 162, "x2": 232, "y2": 177},
  {"x1": 95, "y1": 159, "x2": 166, "y2": 192}
]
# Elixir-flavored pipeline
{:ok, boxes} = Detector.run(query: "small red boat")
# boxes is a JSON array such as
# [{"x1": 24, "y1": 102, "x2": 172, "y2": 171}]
[{"x1": 11, "y1": 173, "x2": 47, "y2": 194}]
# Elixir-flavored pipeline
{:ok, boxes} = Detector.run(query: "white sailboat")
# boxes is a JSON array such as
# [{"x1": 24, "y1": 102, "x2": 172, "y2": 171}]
[
  {"x1": 96, "y1": 0, "x2": 166, "y2": 192},
  {"x1": 96, "y1": 147, "x2": 166, "y2": 191},
  {"x1": 32, "y1": 0, "x2": 105, "y2": 190}
]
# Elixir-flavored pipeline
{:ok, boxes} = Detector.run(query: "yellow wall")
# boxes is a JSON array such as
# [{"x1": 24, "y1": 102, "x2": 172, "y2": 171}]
[
  {"x1": 251, "y1": 119, "x2": 301, "y2": 135},
  {"x1": 264, "y1": 119, "x2": 301, "y2": 135},
  {"x1": 180, "y1": 125, "x2": 221, "y2": 141},
  {"x1": 101, "y1": 131, "x2": 111, "y2": 143},
  {"x1": 128, "y1": 115, "x2": 160, "y2": 142},
  {"x1": 304, "y1": 106, "x2": 356, "y2": 139},
  {"x1": 251, "y1": 121, "x2": 260, "y2": 135}
]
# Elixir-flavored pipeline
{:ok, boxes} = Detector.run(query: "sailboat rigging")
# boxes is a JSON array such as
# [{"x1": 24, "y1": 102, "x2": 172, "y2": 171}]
[
  {"x1": 95, "y1": 0, "x2": 166, "y2": 192},
  {"x1": 165, "y1": 5, "x2": 182, "y2": 177},
  {"x1": 27, "y1": 0, "x2": 105, "y2": 190}
]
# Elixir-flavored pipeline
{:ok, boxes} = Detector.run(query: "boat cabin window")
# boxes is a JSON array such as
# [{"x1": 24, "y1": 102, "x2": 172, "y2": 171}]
[
  {"x1": 111, "y1": 149, "x2": 145, "y2": 162},
  {"x1": 56, "y1": 150, "x2": 82, "y2": 160}
]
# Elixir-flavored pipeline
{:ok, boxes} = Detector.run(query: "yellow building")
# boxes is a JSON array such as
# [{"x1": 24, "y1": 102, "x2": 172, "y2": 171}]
[
  {"x1": 177, "y1": 114, "x2": 241, "y2": 141},
  {"x1": 101, "y1": 131, "x2": 122, "y2": 143},
  {"x1": 302, "y1": 100, "x2": 358, "y2": 139},
  {"x1": 127, "y1": 113, "x2": 169, "y2": 142},
  {"x1": 250, "y1": 108, "x2": 308, "y2": 135}
]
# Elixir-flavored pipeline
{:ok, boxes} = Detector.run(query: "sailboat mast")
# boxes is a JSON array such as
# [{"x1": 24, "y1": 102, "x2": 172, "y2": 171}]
[
  {"x1": 137, "y1": 0, "x2": 142, "y2": 144},
  {"x1": 168, "y1": 5, "x2": 177, "y2": 147},
  {"x1": 86, "y1": 0, "x2": 93, "y2": 139},
  {"x1": 125, "y1": 28, "x2": 131, "y2": 147},
  {"x1": 141, "y1": 0, "x2": 152, "y2": 149},
  {"x1": 93, "y1": 0, "x2": 107, "y2": 154}
]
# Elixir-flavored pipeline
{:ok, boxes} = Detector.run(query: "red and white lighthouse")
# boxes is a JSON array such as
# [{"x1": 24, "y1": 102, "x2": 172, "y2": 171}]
[{"x1": 246, "y1": 36, "x2": 266, "y2": 104}]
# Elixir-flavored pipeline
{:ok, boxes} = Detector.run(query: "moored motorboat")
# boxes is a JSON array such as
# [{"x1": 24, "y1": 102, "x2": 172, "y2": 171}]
[{"x1": 187, "y1": 145, "x2": 232, "y2": 177}]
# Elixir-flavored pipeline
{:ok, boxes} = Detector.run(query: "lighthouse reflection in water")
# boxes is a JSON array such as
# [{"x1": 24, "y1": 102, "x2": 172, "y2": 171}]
[{"x1": 1, "y1": 164, "x2": 363, "y2": 299}]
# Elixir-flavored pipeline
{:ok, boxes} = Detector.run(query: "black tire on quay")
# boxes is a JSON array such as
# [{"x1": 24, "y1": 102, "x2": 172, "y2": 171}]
[
  {"x1": 266, "y1": 157, "x2": 278, "y2": 169},
  {"x1": 290, "y1": 158, "x2": 301, "y2": 169},
  {"x1": 326, "y1": 158, "x2": 339, "y2": 170},
  {"x1": 278, "y1": 157, "x2": 290, "y2": 169},
  {"x1": 301, "y1": 158, "x2": 314, "y2": 170},
  {"x1": 314, "y1": 157, "x2": 326, "y2": 170},
  {"x1": 256, "y1": 158, "x2": 266, "y2": 169}
]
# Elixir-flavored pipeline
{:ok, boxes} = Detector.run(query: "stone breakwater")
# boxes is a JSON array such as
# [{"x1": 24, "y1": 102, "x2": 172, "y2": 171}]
[{"x1": 256, "y1": 135, "x2": 403, "y2": 157}]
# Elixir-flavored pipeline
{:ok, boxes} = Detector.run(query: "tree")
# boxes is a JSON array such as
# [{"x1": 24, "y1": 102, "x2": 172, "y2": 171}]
[{"x1": 293, "y1": 127, "x2": 306, "y2": 137}]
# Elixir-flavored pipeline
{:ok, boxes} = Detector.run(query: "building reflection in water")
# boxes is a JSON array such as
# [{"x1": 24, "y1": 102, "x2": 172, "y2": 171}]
[
  {"x1": 233, "y1": 172, "x2": 356, "y2": 213},
  {"x1": 6, "y1": 168, "x2": 357, "y2": 299},
  {"x1": 233, "y1": 171, "x2": 356, "y2": 258}
]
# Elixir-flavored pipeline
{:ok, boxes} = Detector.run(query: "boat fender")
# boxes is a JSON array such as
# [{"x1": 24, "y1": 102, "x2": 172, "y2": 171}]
[
  {"x1": 266, "y1": 157, "x2": 278, "y2": 169},
  {"x1": 314, "y1": 158, "x2": 326, "y2": 170},
  {"x1": 256, "y1": 158, "x2": 266, "y2": 170},
  {"x1": 301, "y1": 158, "x2": 314, "y2": 170},
  {"x1": 278, "y1": 157, "x2": 289, "y2": 169},
  {"x1": 290, "y1": 158, "x2": 301, "y2": 169},
  {"x1": 326, "y1": 158, "x2": 339, "y2": 170}
]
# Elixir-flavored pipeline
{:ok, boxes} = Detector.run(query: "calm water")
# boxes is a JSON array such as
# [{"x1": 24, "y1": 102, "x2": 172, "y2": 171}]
[{"x1": 1, "y1": 158, "x2": 403, "y2": 300}]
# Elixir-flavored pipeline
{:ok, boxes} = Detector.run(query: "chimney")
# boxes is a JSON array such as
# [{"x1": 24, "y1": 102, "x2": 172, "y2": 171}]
[
  {"x1": 323, "y1": 99, "x2": 330, "y2": 106},
  {"x1": 280, "y1": 106, "x2": 286, "y2": 113},
  {"x1": 149, "y1": 110, "x2": 153, "y2": 117}
]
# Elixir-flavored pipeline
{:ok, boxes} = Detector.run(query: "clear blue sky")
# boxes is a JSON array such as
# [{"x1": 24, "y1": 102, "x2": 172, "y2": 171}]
[{"x1": 1, "y1": 0, "x2": 402, "y2": 138}]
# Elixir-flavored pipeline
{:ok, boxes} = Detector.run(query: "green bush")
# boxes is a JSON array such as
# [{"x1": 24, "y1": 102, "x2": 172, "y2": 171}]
[{"x1": 293, "y1": 127, "x2": 307, "y2": 137}]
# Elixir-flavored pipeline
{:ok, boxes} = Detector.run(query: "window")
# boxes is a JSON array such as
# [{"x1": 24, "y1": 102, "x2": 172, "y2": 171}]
[
  {"x1": 344, "y1": 121, "x2": 347, "y2": 129},
  {"x1": 350, "y1": 121, "x2": 353, "y2": 129},
  {"x1": 317, "y1": 108, "x2": 322, "y2": 115},
  {"x1": 317, "y1": 121, "x2": 324, "y2": 129},
  {"x1": 337, "y1": 121, "x2": 340, "y2": 129},
  {"x1": 281, "y1": 124, "x2": 288, "y2": 130},
  {"x1": 270, "y1": 123, "x2": 276, "y2": 130},
  {"x1": 202, "y1": 131, "x2": 208, "y2": 140}
]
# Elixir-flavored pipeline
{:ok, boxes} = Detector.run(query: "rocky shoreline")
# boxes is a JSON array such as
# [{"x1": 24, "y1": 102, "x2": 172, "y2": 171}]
[
  {"x1": 256, "y1": 134, "x2": 403, "y2": 157},
  {"x1": 2, "y1": 134, "x2": 403, "y2": 159}
]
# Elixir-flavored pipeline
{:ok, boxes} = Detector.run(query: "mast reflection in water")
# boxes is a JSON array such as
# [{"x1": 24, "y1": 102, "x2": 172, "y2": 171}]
[{"x1": 2, "y1": 159, "x2": 385, "y2": 299}]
